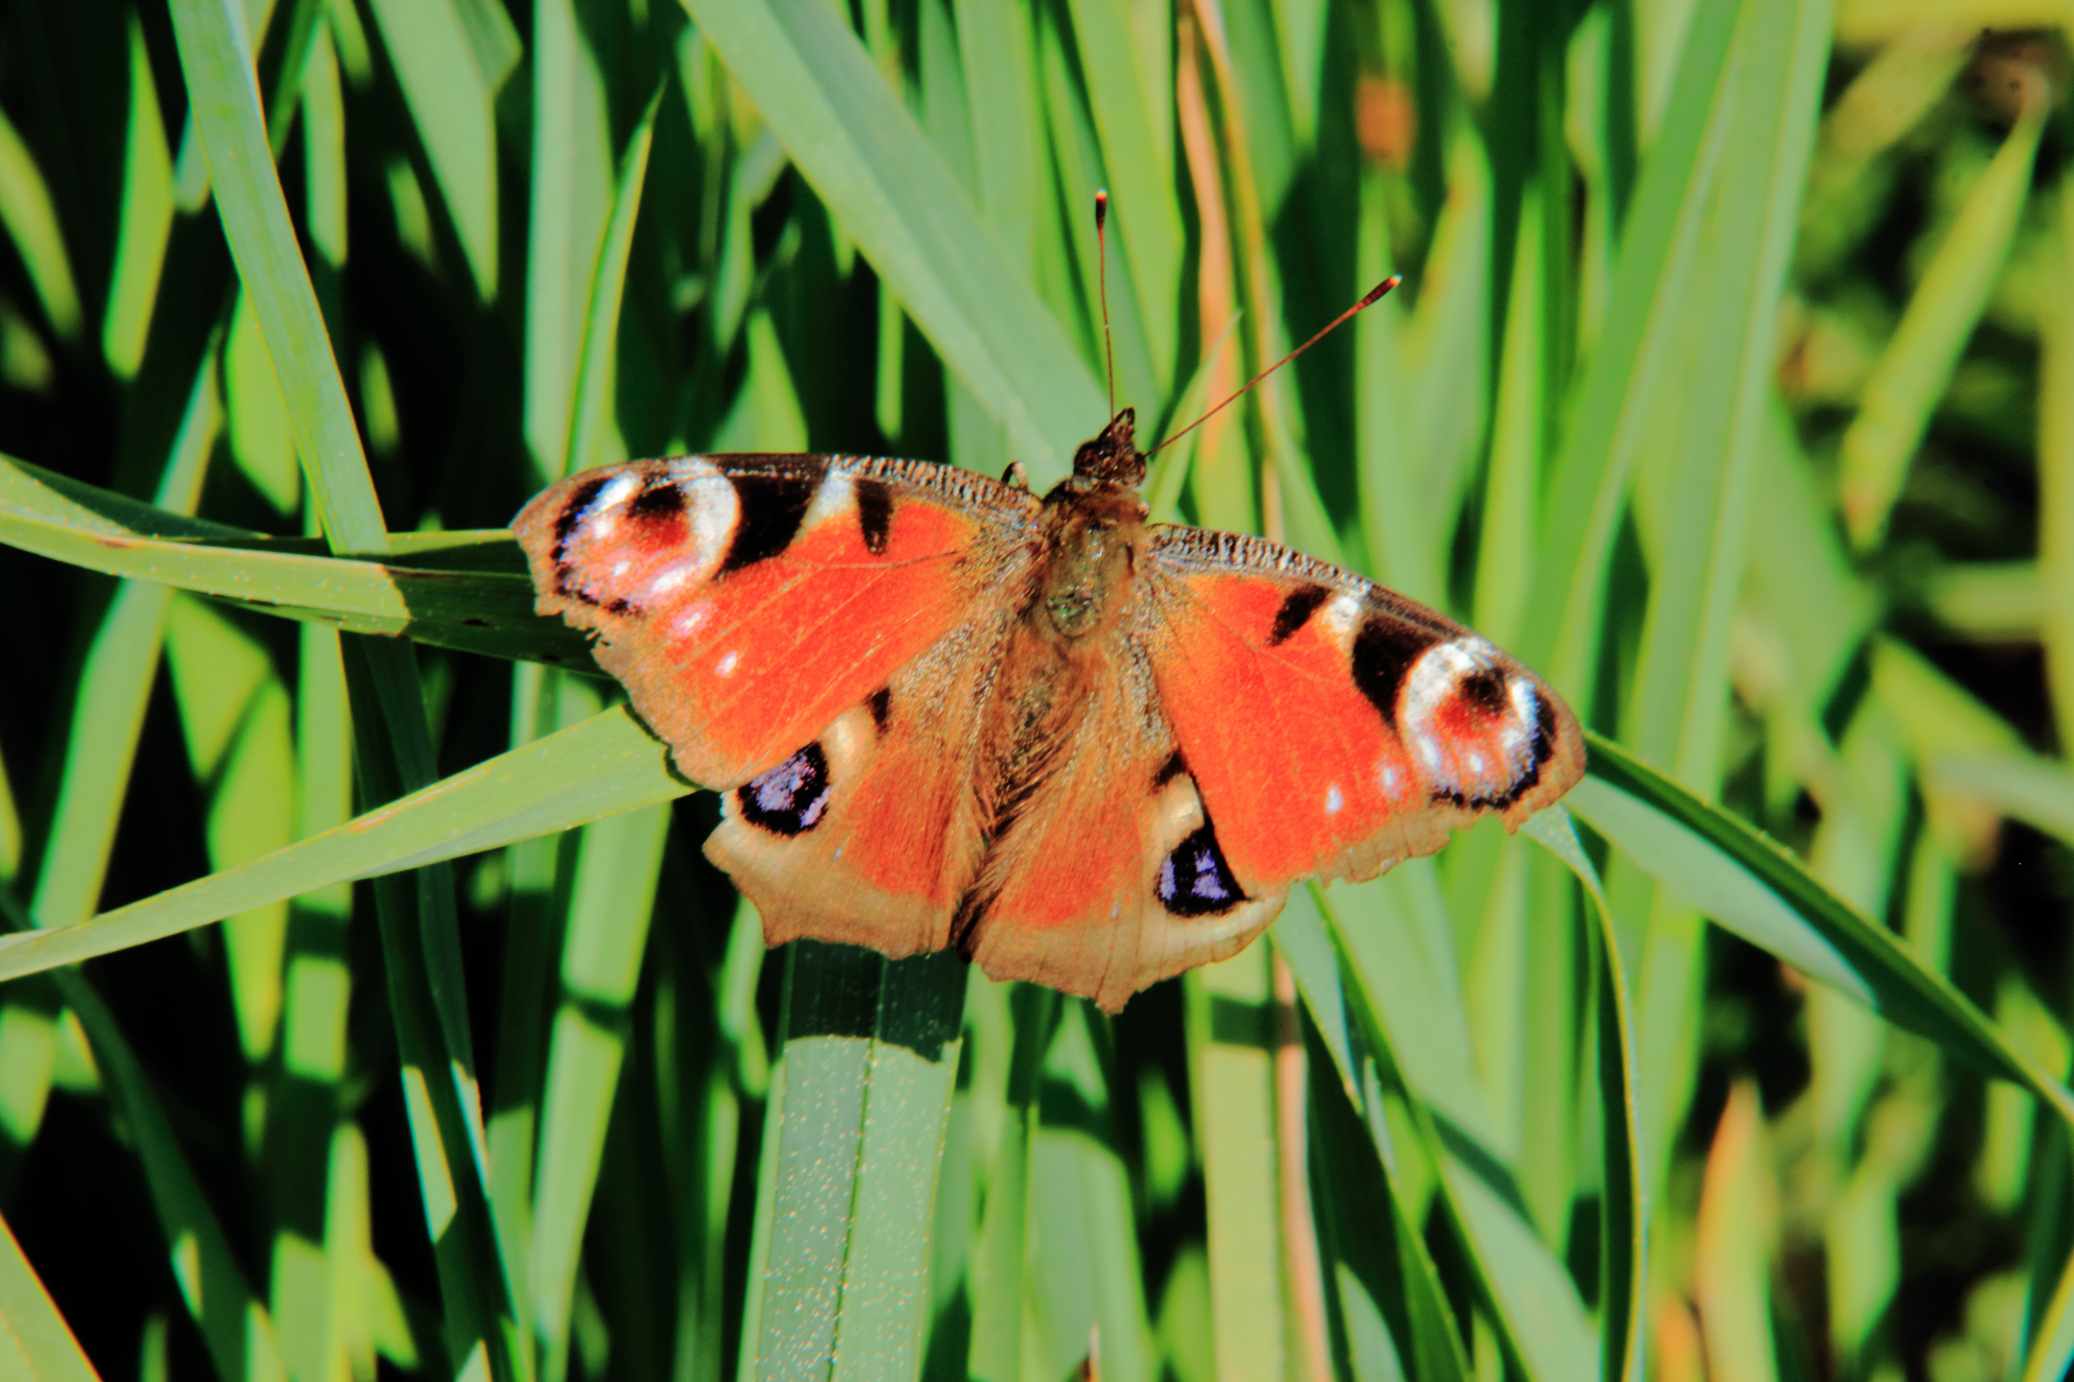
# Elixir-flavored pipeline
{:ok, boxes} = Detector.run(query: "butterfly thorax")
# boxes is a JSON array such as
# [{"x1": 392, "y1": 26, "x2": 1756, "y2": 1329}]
[{"x1": 1038, "y1": 408, "x2": 1151, "y2": 643}]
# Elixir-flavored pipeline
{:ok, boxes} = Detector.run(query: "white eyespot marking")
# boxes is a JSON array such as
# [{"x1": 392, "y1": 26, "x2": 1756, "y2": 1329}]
[
  {"x1": 715, "y1": 650, "x2": 740, "y2": 677},
  {"x1": 1378, "y1": 763, "x2": 1402, "y2": 795},
  {"x1": 1324, "y1": 592, "x2": 1364, "y2": 639},
  {"x1": 596, "y1": 473, "x2": 640, "y2": 510},
  {"x1": 803, "y1": 464, "x2": 858, "y2": 532},
  {"x1": 1397, "y1": 636, "x2": 1543, "y2": 804},
  {"x1": 1326, "y1": 783, "x2": 1345, "y2": 815},
  {"x1": 664, "y1": 459, "x2": 740, "y2": 580},
  {"x1": 612, "y1": 559, "x2": 631, "y2": 579},
  {"x1": 648, "y1": 565, "x2": 691, "y2": 598}
]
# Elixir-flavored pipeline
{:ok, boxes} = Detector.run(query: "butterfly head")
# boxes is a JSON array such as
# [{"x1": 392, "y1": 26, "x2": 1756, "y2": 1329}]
[{"x1": 1071, "y1": 408, "x2": 1146, "y2": 491}]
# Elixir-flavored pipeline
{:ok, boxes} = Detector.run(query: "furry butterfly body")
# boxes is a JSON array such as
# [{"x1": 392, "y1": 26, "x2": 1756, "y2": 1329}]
[{"x1": 513, "y1": 409, "x2": 1583, "y2": 1011}]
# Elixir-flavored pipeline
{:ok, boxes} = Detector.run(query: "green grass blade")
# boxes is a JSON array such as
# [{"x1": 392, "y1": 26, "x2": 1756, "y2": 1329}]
[
  {"x1": 266, "y1": 619, "x2": 356, "y2": 1382},
  {"x1": 565, "y1": 88, "x2": 664, "y2": 480},
  {"x1": 0, "y1": 739, "x2": 17, "y2": 889},
  {"x1": 1185, "y1": 946, "x2": 1298, "y2": 1381},
  {"x1": 1693, "y1": 1084, "x2": 1780, "y2": 1382},
  {"x1": 965, "y1": 983, "x2": 1054, "y2": 1382},
  {"x1": 24, "y1": 356, "x2": 219, "y2": 931},
  {"x1": 1576, "y1": 734, "x2": 2074, "y2": 1125},
  {"x1": 1518, "y1": 0, "x2": 1739, "y2": 692},
  {"x1": 303, "y1": 20, "x2": 347, "y2": 269},
  {"x1": 51, "y1": 969, "x2": 290, "y2": 1382},
  {"x1": 341, "y1": 636, "x2": 527, "y2": 1382},
  {"x1": 524, "y1": 0, "x2": 615, "y2": 482},
  {"x1": 1838, "y1": 78, "x2": 2047, "y2": 550},
  {"x1": 1927, "y1": 751, "x2": 2074, "y2": 844},
  {"x1": 1313, "y1": 876, "x2": 1594, "y2": 1381},
  {"x1": 1277, "y1": 892, "x2": 1472, "y2": 1382},
  {"x1": 0, "y1": 705, "x2": 686, "y2": 986},
  {"x1": 0, "y1": 455, "x2": 590, "y2": 665},
  {"x1": 528, "y1": 802, "x2": 672, "y2": 1376},
  {"x1": 1065, "y1": 0, "x2": 1178, "y2": 389},
  {"x1": 0, "y1": 1208, "x2": 100, "y2": 1382},
  {"x1": 364, "y1": 0, "x2": 502, "y2": 302},
  {"x1": 2042, "y1": 177, "x2": 2074, "y2": 740},
  {"x1": 685, "y1": 0, "x2": 1104, "y2": 480},
  {"x1": 168, "y1": 0, "x2": 387, "y2": 552},
  {"x1": 104, "y1": 14, "x2": 177, "y2": 379},
  {"x1": 164, "y1": 596, "x2": 295, "y2": 1065},
  {"x1": 1523, "y1": 810, "x2": 1645, "y2": 1382},
  {"x1": 749, "y1": 942, "x2": 966, "y2": 1380},
  {"x1": 1025, "y1": 1001, "x2": 1156, "y2": 1382},
  {"x1": 0, "y1": 103, "x2": 82, "y2": 343}
]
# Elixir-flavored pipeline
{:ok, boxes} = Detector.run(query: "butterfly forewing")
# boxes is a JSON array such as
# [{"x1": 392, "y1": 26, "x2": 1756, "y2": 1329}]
[
  {"x1": 1135, "y1": 526, "x2": 1584, "y2": 897},
  {"x1": 513, "y1": 453, "x2": 1039, "y2": 788}
]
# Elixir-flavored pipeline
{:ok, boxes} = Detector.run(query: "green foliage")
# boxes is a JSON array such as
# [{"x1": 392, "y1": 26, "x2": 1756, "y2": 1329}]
[{"x1": 0, "y1": 2, "x2": 2070, "y2": 1380}]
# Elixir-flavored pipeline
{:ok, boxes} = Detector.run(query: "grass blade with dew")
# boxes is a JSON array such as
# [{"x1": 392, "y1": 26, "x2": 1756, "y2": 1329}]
[{"x1": 746, "y1": 942, "x2": 967, "y2": 1380}]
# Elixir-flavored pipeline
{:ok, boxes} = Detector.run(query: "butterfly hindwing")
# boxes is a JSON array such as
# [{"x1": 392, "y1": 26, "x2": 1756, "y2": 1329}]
[
  {"x1": 952, "y1": 627, "x2": 1286, "y2": 1011},
  {"x1": 513, "y1": 453, "x2": 1039, "y2": 787},
  {"x1": 1136, "y1": 526, "x2": 1584, "y2": 898},
  {"x1": 703, "y1": 608, "x2": 1012, "y2": 959}
]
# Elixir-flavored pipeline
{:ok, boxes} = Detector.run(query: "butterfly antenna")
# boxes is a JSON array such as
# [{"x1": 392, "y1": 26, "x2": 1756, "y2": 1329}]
[
  {"x1": 1148, "y1": 274, "x2": 1404, "y2": 456},
  {"x1": 1095, "y1": 189, "x2": 1116, "y2": 418}
]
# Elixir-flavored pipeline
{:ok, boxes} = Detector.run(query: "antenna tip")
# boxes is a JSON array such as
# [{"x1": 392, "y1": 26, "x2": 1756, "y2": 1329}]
[
  {"x1": 1363, "y1": 275, "x2": 1404, "y2": 306},
  {"x1": 1094, "y1": 189, "x2": 1109, "y2": 225}
]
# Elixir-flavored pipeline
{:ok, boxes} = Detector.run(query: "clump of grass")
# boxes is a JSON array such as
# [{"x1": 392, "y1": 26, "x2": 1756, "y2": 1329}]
[{"x1": 0, "y1": 3, "x2": 2070, "y2": 1380}]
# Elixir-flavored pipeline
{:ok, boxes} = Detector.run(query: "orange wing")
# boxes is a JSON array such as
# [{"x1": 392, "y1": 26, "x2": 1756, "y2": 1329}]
[
  {"x1": 702, "y1": 609, "x2": 1012, "y2": 960},
  {"x1": 513, "y1": 453, "x2": 1038, "y2": 787},
  {"x1": 952, "y1": 629, "x2": 1286, "y2": 1011},
  {"x1": 1135, "y1": 527, "x2": 1584, "y2": 899}
]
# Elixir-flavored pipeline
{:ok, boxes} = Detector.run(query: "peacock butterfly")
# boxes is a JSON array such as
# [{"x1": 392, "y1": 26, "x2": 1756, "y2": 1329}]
[{"x1": 513, "y1": 227, "x2": 1583, "y2": 1011}]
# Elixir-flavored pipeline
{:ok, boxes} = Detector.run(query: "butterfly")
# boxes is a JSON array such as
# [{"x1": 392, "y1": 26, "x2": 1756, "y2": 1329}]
[{"x1": 512, "y1": 404, "x2": 1585, "y2": 1012}]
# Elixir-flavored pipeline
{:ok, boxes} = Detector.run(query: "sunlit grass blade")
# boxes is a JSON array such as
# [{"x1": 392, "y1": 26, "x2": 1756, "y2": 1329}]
[
  {"x1": 21, "y1": 357, "x2": 219, "y2": 932},
  {"x1": 565, "y1": 87, "x2": 664, "y2": 480},
  {"x1": 1523, "y1": 809, "x2": 1645, "y2": 1382},
  {"x1": 1024, "y1": 1002, "x2": 1157, "y2": 1382},
  {"x1": 1576, "y1": 734, "x2": 2074, "y2": 1125},
  {"x1": 3, "y1": 354, "x2": 220, "y2": 1181},
  {"x1": 528, "y1": 802, "x2": 672, "y2": 1376},
  {"x1": 47, "y1": 966, "x2": 290, "y2": 1382},
  {"x1": 168, "y1": 0, "x2": 386, "y2": 552},
  {"x1": 0, "y1": 453, "x2": 590, "y2": 665},
  {"x1": 747, "y1": 942, "x2": 965, "y2": 1378},
  {"x1": 363, "y1": 0, "x2": 507, "y2": 302},
  {"x1": 2037, "y1": 175, "x2": 2074, "y2": 737},
  {"x1": 1276, "y1": 892, "x2": 1472, "y2": 1382},
  {"x1": 1694, "y1": 1083, "x2": 1780, "y2": 1381},
  {"x1": 0, "y1": 104, "x2": 82, "y2": 343},
  {"x1": 342, "y1": 635, "x2": 527, "y2": 1382},
  {"x1": 1064, "y1": 0, "x2": 1179, "y2": 389},
  {"x1": 1927, "y1": 751, "x2": 2074, "y2": 844},
  {"x1": 1185, "y1": 945, "x2": 1300, "y2": 1380},
  {"x1": 164, "y1": 595, "x2": 295, "y2": 1064},
  {"x1": 1838, "y1": 72, "x2": 2047, "y2": 550},
  {"x1": 965, "y1": 983, "x2": 1054, "y2": 1382},
  {"x1": 685, "y1": 0, "x2": 1104, "y2": 481},
  {"x1": 104, "y1": 13, "x2": 177, "y2": 379},
  {"x1": 0, "y1": 1207, "x2": 96, "y2": 1382},
  {"x1": 0, "y1": 705, "x2": 686, "y2": 986},
  {"x1": 1310, "y1": 875, "x2": 1596, "y2": 1381},
  {"x1": 1519, "y1": 0, "x2": 1740, "y2": 693}
]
